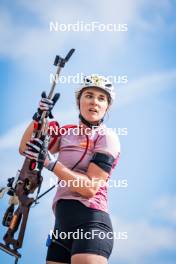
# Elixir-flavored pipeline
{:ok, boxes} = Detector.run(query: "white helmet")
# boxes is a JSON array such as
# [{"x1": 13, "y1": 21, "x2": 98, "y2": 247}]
[{"x1": 76, "y1": 74, "x2": 115, "y2": 105}]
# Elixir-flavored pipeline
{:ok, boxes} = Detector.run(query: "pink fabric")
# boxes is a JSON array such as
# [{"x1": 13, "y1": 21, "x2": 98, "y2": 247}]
[{"x1": 52, "y1": 124, "x2": 120, "y2": 213}]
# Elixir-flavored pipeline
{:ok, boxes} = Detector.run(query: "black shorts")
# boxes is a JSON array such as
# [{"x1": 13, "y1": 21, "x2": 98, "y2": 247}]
[{"x1": 46, "y1": 199, "x2": 114, "y2": 263}]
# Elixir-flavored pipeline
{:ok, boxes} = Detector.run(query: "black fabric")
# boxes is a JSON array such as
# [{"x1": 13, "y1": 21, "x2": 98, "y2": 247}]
[
  {"x1": 46, "y1": 241, "x2": 71, "y2": 263},
  {"x1": 46, "y1": 199, "x2": 114, "y2": 263},
  {"x1": 26, "y1": 139, "x2": 42, "y2": 153},
  {"x1": 90, "y1": 152, "x2": 115, "y2": 173},
  {"x1": 33, "y1": 91, "x2": 60, "y2": 121},
  {"x1": 79, "y1": 114, "x2": 103, "y2": 129}
]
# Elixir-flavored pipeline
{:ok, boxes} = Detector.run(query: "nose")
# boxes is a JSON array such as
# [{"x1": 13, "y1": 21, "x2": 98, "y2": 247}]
[{"x1": 90, "y1": 96, "x2": 99, "y2": 105}]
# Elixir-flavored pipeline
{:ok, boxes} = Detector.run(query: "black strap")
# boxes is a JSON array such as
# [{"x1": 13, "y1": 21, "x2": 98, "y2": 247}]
[
  {"x1": 79, "y1": 114, "x2": 103, "y2": 129},
  {"x1": 90, "y1": 152, "x2": 115, "y2": 173}
]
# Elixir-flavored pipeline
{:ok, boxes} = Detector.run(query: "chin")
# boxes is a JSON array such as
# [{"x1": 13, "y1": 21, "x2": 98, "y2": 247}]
[
  {"x1": 87, "y1": 117, "x2": 100, "y2": 123},
  {"x1": 83, "y1": 114, "x2": 101, "y2": 123}
]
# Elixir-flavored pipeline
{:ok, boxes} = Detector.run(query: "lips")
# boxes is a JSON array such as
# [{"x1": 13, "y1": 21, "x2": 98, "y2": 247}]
[{"x1": 89, "y1": 108, "x2": 98, "y2": 113}]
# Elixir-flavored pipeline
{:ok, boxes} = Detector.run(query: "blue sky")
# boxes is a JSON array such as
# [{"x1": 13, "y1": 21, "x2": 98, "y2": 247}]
[{"x1": 0, "y1": 0, "x2": 176, "y2": 263}]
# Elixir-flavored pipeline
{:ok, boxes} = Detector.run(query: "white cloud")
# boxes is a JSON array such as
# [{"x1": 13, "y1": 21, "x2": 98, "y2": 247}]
[
  {"x1": 153, "y1": 195, "x2": 176, "y2": 224},
  {"x1": 111, "y1": 203, "x2": 176, "y2": 263},
  {"x1": 0, "y1": 109, "x2": 77, "y2": 150},
  {"x1": 131, "y1": 0, "x2": 176, "y2": 33},
  {"x1": 18, "y1": 0, "x2": 140, "y2": 24},
  {"x1": 117, "y1": 69, "x2": 176, "y2": 107},
  {"x1": 0, "y1": 121, "x2": 29, "y2": 150},
  {"x1": 0, "y1": 0, "x2": 142, "y2": 69}
]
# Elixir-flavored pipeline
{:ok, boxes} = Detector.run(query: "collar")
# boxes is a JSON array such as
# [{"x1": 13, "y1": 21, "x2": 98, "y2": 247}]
[{"x1": 79, "y1": 114, "x2": 104, "y2": 129}]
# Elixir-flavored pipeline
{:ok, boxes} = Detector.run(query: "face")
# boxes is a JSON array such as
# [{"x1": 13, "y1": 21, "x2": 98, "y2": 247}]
[{"x1": 79, "y1": 87, "x2": 109, "y2": 124}]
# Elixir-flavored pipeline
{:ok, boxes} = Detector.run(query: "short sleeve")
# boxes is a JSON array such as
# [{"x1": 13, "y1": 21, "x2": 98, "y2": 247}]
[
  {"x1": 48, "y1": 120, "x2": 60, "y2": 150},
  {"x1": 94, "y1": 130, "x2": 120, "y2": 159}
]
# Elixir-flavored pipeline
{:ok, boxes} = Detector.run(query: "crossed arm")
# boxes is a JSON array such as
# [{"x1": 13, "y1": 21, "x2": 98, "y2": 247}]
[{"x1": 19, "y1": 122, "x2": 108, "y2": 199}]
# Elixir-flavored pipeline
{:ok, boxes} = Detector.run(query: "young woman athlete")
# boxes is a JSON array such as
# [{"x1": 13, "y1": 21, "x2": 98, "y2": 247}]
[{"x1": 19, "y1": 74, "x2": 120, "y2": 264}]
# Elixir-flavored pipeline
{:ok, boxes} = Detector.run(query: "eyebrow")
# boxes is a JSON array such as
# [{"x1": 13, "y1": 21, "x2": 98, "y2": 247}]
[{"x1": 84, "y1": 91, "x2": 106, "y2": 97}]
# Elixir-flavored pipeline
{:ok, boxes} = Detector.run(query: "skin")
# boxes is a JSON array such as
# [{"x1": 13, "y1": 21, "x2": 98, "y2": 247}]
[
  {"x1": 19, "y1": 87, "x2": 110, "y2": 264},
  {"x1": 79, "y1": 87, "x2": 109, "y2": 124},
  {"x1": 44, "y1": 87, "x2": 110, "y2": 198},
  {"x1": 46, "y1": 254, "x2": 108, "y2": 264}
]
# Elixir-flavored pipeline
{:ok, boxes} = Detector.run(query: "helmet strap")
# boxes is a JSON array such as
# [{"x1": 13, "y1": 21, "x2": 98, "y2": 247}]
[{"x1": 79, "y1": 114, "x2": 104, "y2": 129}]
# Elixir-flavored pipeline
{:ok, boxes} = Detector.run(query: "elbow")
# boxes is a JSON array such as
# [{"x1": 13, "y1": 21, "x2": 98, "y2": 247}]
[
  {"x1": 19, "y1": 140, "x2": 28, "y2": 156},
  {"x1": 82, "y1": 188, "x2": 97, "y2": 199},
  {"x1": 71, "y1": 187, "x2": 96, "y2": 199},
  {"x1": 19, "y1": 146, "x2": 25, "y2": 156}
]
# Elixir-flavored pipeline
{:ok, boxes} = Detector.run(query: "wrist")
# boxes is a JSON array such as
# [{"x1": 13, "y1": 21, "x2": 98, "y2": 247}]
[
  {"x1": 44, "y1": 158, "x2": 57, "y2": 171},
  {"x1": 44, "y1": 152, "x2": 58, "y2": 171}
]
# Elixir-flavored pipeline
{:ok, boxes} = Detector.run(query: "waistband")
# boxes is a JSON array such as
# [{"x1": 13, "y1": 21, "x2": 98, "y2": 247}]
[{"x1": 55, "y1": 199, "x2": 112, "y2": 230}]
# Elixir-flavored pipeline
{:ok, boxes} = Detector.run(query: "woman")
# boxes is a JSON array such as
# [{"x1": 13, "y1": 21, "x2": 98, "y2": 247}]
[{"x1": 19, "y1": 74, "x2": 120, "y2": 264}]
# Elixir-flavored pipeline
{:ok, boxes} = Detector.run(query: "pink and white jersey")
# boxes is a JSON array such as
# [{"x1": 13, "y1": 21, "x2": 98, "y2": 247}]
[{"x1": 52, "y1": 124, "x2": 120, "y2": 213}]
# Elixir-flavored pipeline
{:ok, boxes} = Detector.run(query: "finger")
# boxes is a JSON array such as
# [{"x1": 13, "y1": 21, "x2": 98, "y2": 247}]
[
  {"x1": 24, "y1": 149, "x2": 38, "y2": 157},
  {"x1": 39, "y1": 106, "x2": 50, "y2": 112},
  {"x1": 52, "y1": 93, "x2": 60, "y2": 105},
  {"x1": 41, "y1": 98, "x2": 53, "y2": 105},
  {"x1": 26, "y1": 142, "x2": 41, "y2": 153},
  {"x1": 39, "y1": 101, "x2": 52, "y2": 108},
  {"x1": 41, "y1": 91, "x2": 47, "y2": 98},
  {"x1": 30, "y1": 138, "x2": 43, "y2": 149},
  {"x1": 24, "y1": 150, "x2": 38, "y2": 160},
  {"x1": 27, "y1": 138, "x2": 43, "y2": 147},
  {"x1": 25, "y1": 154, "x2": 34, "y2": 160},
  {"x1": 32, "y1": 138, "x2": 43, "y2": 145},
  {"x1": 39, "y1": 102, "x2": 53, "y2": 110}
]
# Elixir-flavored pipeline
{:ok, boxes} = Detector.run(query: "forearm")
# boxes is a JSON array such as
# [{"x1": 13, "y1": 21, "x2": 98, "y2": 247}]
[
  {"x1": 19, "y1": 121, "x2": 35, "y2": 155},
  {"x1": 52, "y1": 162, "x2": 98, "y2": 198},
  {"x1": 19, "y1": 91, "x2": 58, "y2": 155}
]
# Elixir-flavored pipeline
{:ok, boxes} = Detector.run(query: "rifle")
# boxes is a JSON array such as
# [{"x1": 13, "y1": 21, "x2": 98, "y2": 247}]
[{"x1": 0, "y1": 49, "x2": 75, "y2": 264}]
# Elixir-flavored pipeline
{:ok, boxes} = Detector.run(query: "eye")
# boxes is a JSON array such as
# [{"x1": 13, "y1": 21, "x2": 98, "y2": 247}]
[
  {"x1": 99, "y1": 97, "x2": 106, "y2": 102},
  {"x1": 85, "y1": 94, "x2": 92, "y2": 98}
]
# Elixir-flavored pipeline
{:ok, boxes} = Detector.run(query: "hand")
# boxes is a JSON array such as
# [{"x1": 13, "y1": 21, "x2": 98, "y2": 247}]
[
  {"x1": 24, "y1": 138, "x2": 57, "y2": 171},
  {"x1": 33, "y1": 91, "x2": 60, "y2": 121},
  {"x1": 24, "y1": 138, "x2": 45, "y2": 163}
]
